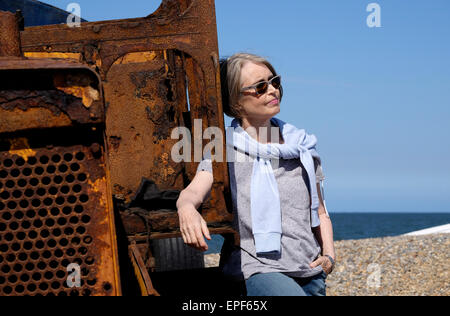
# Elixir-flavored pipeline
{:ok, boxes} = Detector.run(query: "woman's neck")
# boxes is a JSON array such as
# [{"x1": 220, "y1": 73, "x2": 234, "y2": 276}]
[{"x1": 240, "y1": 117, "x2": 284, "y2": 144}]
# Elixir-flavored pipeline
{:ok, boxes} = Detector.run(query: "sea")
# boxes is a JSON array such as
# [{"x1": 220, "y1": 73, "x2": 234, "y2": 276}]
[{"x1": 205, "y1": 212, "x2": 450, "y2": 254}]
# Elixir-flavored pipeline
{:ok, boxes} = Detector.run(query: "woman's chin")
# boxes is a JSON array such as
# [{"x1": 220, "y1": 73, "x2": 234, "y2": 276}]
[{"x1": 269, "y1": 105, "x2": 281, "y2": 115}]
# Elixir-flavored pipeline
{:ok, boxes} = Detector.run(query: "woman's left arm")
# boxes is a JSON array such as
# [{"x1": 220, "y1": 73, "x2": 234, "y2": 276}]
[{"x1": 310, "y1": 182, "x2": 336, "y2": 274}]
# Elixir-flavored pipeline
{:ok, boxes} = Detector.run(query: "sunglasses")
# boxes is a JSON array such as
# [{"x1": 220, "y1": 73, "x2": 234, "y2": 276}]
[{"x1": 240, "y1": 75, "x2": 281, "y2": 96}]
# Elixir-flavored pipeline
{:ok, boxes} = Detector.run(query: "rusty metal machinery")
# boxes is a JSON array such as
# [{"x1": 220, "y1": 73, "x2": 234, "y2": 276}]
[
  {"x1": 1, "y1": 0, "x2": 238, "y2": 296},
  {"x1": 19, "y1": 0, "x2": 234, "y2": 236},
  {"x1": 0, "y1": 10, "x2": 121, "y2": 296}
]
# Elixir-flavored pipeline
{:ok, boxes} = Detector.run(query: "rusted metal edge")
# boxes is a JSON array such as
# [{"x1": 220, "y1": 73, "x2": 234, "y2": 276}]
[
  {"x1": 18, "y1": 0, "x2": 196, "y2": 35},
  {"x1": 129, "y1": 242, "x2": 160, "y2": 296},
  {"x1": 0, "y1": 57, "x2": 100, "y2": 71},
  {"x1": 103, "y1": 144, "x2": 123, "y2": 296},
  {"x1": 127, "y1": 225, "x2": 239, "y2": 243}
]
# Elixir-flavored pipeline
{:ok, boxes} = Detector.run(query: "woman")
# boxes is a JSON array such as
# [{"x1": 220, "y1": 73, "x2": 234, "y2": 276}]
[{"x1": 176, "y1": 53, "x2": 335, "y2": 296}]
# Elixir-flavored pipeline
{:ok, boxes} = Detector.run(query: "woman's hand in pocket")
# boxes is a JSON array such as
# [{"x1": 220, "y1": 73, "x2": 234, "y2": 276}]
[{"x1": 310, "y1": 255, "x2": 334, "y2": 275}]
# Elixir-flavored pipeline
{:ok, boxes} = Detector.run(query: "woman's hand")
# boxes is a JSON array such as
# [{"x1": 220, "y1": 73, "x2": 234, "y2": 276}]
[
  {"x1": 176, "y1": 170, "x2": 213, "y2": 251},
  {"x1": 310, "y1": 255, "x2": 335, "y2": 275},
  {"x1": 178, "y1": 204, "x2": 211, "y2": 252}
]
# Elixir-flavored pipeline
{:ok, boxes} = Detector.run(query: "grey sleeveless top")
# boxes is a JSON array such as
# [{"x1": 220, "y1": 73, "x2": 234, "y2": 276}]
[{"x1": 197, "y1": 145, "x2": 325, "y2": 280}]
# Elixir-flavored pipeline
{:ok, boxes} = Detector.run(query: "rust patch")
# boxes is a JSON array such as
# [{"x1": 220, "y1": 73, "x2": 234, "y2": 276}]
[
  {"x1": 0, "y1": 89, "x2": 90, "y2": 126},
  {"x1": 113, "y1": 52, "x2": 157, "y2": 65},
  {"x1": 88, "y1": 178, "x2": 107, "y2": 203},
  {"x1": 129, "y1": 68, "x2": 165, "y2": 101},
  {"x1": 55, "y1": 85, "x2": 99, "y2": 108},
  {"x1": 0, "y1": 11, "x2": 21, "y2": 57},
  {"x1": 24, "y1": 52, "x2": 82, "y2": 61},
  {"x1": 53, "y1": 73, "x2": 100, "y2": 108},
  {"x1": 108, "y1": 136, "x2": 122, "y2": 151},
  {"x1": 0, "y1": 107, "x2": 72, "y2": 134},
  {"x1": 8, "y1": 137, "x2": 35, "y2": 161}
]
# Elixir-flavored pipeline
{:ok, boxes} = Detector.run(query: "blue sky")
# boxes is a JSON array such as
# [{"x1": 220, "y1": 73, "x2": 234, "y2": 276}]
[{"x1": 40, "y1": 0, "x2": 450, "y2": 213}]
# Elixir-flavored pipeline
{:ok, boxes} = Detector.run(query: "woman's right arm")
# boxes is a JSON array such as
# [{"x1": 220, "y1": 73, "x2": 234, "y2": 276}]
[{"x1": 176, "y1": 170, "x2": 214, "y2": 251}]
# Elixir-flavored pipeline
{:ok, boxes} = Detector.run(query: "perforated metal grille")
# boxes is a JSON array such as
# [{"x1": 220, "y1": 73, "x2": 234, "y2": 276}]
[{"x1": 0, "y1": 143, "x2": 118, "y2": 296}]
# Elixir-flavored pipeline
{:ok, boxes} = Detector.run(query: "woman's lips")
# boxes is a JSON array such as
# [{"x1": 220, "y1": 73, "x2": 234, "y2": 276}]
[{"x1": 268, "y1": 98, "x2": 279, "y2": 105}]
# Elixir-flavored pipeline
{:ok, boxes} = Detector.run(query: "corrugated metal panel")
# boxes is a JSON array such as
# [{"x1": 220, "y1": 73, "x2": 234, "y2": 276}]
[{"x1": 151, "y1": 237, "x2": 204, "y2": 272}]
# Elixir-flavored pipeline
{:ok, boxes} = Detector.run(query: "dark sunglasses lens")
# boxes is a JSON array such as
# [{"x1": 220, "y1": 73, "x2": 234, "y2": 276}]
[
  {"x1": 271, "y1": 76, "x2": 281, "y2": 89},
  {"x1": 255, "y1": 82, "x2": 269, "y2": 95}
]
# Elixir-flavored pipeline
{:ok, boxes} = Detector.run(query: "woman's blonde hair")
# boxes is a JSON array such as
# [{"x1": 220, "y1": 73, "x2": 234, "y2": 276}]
[{"x1": 220, "y1": 53, "x2": 282, "y2": 119}]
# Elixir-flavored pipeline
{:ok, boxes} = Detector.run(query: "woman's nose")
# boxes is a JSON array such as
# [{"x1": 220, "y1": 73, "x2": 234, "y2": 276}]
[{"x1": 267, "y1": 83, "x2": 278, "y2": 94}]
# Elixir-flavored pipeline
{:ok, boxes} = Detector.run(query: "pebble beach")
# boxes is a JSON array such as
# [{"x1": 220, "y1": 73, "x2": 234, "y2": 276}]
[
  {"x1": 204, "y1": 234, "x2": 449, "y2": 296},
  {"x1": 326, "y1": 234, "x2": 449, "y2": 296}
]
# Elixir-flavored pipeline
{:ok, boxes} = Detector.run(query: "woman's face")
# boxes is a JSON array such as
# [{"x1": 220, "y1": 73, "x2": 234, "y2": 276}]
[{"x1": 238, "y1": 61, "x2": 281, "y2": 122}]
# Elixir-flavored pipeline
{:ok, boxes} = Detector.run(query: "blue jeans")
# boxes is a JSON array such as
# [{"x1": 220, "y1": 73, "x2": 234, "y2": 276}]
[{"x1": 245, "y1": 271, "x2": 327, "y2": 296}]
